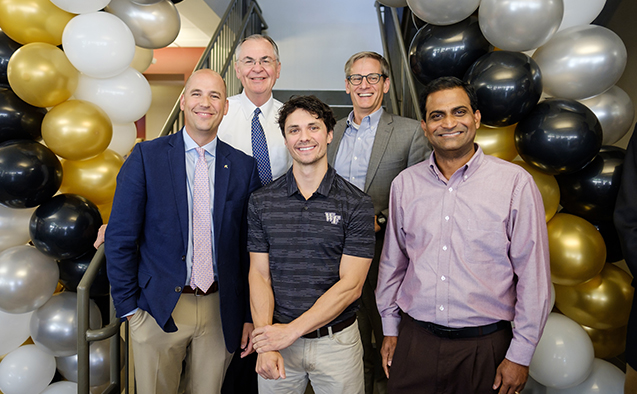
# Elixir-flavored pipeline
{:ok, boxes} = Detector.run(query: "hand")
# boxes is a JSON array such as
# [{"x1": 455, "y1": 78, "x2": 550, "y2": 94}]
[
  {"x1": 256, "y1": 351, "x2": 286, "y2": 380},
  {"x1": 252, "y1": 324, "x2": 299, "y2": 353},
  {"x1": 94, "y1": 224, "x2": 107, "y2": 249},
  {"x1": 492, "y1": 358, "x2": 529, "y2": 394},
  {"x1": 374, "y1": 215, "x2": 381, "y2": 233},
  {"x1": 380, "y1": 336, "x2": 397, "y2": 379},
  {"x1": 241, "y1": 322, "x2": 255, "y2": 358}
]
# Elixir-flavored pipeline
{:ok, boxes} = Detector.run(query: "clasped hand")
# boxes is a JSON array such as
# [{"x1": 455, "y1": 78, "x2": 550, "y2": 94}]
[{"x1": 251, "y1": 323, "x2": 299, "y2": 353}]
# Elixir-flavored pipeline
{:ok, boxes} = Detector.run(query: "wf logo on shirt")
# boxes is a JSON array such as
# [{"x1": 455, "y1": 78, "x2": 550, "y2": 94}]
[{"x1": 325, "y1": 212, "x2": 341, "y2": 225}]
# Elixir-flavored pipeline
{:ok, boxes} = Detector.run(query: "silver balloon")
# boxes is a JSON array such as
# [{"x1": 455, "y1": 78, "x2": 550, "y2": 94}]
[
  {"x1": 105, "y1": 0, "x2": 181, "y2": 49},
  {"x1": 0, "y1": 205, "x2": 35, "y2": 253},
  {"x1": 0, "y1": 245, "x2": 59, "y2": 314},
  {"x1": 56, "y1": 338, "x2": 122, "y2": 387},
  {"x1": 478, "y1": 0, "x2": 563, "y2": 52},
  {"x1": 30, "y1": 292, "x2": 102, "y2": 357},
  {"x1": 378, "y1": 0, "x2": 408, "y2": 7},
  {"x1": 579, "y1": 85, "x2": 635, "y2": 145},
  {"x1": 533, "y1": 25, "x2": 627, "y2": 100},
  {"x1": 130, "y1": 0, "x2": 162, "y2": 4},
  {"x1": 406, "y1": 0, "x2": 480, "y2": 26}
]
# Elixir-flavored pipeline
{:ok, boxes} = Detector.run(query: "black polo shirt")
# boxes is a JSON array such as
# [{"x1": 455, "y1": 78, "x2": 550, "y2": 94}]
[{"x1": 248, "y1": 165, "x2": 375, "y2": 326}]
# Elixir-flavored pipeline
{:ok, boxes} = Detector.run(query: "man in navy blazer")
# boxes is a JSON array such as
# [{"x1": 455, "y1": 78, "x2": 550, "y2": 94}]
[{"x1": 105, "y1": 69, "x2": 261, "y2": 394}]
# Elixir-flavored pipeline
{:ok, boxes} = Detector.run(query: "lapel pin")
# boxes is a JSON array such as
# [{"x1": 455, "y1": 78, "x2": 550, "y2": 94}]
[{"x1": 224, "y1": 164, "x2": 228, "y2": 169}]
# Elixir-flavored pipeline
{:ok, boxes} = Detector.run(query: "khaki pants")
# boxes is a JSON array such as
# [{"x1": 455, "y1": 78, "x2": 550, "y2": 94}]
[{"x1": 129, "y1": 293, "x2": 233, "y2": 394}]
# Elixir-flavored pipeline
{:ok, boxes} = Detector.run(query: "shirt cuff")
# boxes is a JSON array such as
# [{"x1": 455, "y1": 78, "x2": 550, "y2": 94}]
[
  {"x1": 124, "y1": 308, "x2": 139, "y2": 318},
  {"x1": 381, "y1": 316, "x2": 402, "y2": 337},
  {"x1": 504, "y1": 337, "x2": 537, "y2": 366}
]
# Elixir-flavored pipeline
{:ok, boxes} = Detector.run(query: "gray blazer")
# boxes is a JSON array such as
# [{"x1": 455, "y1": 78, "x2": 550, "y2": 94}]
[{"x1": 327, "y1": 110, "x2": 430, "y2": 219}]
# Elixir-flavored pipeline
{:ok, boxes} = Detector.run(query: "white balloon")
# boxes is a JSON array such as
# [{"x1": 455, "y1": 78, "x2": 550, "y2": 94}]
[
  {"x1": 56, "y1": 338, "x2": 121, "y2": 387},
  {"x1": 407, "y1": 0, "x2": 480, "y2": 26},
  {"x1": 51, "y1": 0, "x2": 112, "y2": 14},
  {"x1": 109, "y1": 123, "x2": 138, "y2": 157},
  {"x1": 529, "y1": 313, "x2": 595, "y2": 389},
  {"x1": 522, "y1": 375, "x2": 547, "y2": 394},
  {"x1": 62, "y1": 12, "x2": 135, "y2": 79},
  {"x1": 130, "y1": 46, "x2": 154, "y2": 73},
  {"x1": 0, "y1": 310, "x2": 33, "y2": 357},
  {"x1": 0, "y1": 205, "x2": 35, "y2": 253},
  {"x1": 74, "y1": 68, "x2": 152, "y2": 124},
  {"x1": 479, "y1": 0, "x2": 563, "y2": 51},
  {"x1": 545, "y1": 359, "x2": 625, "y2": 394},
  {"x1": 558, "y1": 0, "x2": 606, "y2": 31},
  {"x1": 378, "y1": 0, "x2": 408, "y2": 7},
  {"x1": 40, "y1": 381, "x2": 78, "y2": 394},
  {"x1": 0, "y1": 345, "x2": 56, "y2": 394},
  {"x1": 579, "y1": 85, "x2": 635, "y2": 145}
]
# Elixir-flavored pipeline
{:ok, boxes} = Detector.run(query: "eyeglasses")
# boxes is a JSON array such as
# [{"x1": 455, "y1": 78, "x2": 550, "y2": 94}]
[
  {"x1": 238, "y1": 56, "x2": 276, "y2": 67},
  {"x1": 346, "y1": 73, "x2": 387, "y2": 85}
]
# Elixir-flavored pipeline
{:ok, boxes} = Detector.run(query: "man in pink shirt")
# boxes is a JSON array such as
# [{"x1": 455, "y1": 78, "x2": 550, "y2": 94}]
[{"x1": 375, "y1": 77, "x2": 551, "y2": 394}]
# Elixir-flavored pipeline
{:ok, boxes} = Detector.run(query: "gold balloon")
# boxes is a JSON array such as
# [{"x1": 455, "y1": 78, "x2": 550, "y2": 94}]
[
  {"x1": 98, "y1": 202, "x2": 113, "y2": 224},
  {"x1": 555, "y1": 263, "x2": 634, "y2": 329},
  {"x1": 581, "y1": 324, "x2": 627, "y2": 359},
  {"x1": 475, "y1": 123, "x2": 518, "y2": 161},
  {"x1": 54, "y1": 281, "x2": 65, "y2": 294},
  {"x1": 513, "y1": 160, "x2": 560, "y2": 222},
  {"x1": 0, "y1": 0, "x2": 74, "y2": 45},
  {"x1": 42, "y1": 100, "x2": 112, "y2": 160},
  {"x1": 7, "y1": 42, "x2": 78, "y2": 107},
  {"x1": 548, "y1": 213, "x2": 606, "y2": 286},
  {"x1": 60, "y1": 150, "x2": 124, "y2": 205}
]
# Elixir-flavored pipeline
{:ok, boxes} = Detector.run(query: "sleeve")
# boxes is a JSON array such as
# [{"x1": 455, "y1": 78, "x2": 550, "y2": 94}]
[
  {"x1": 406, "y1": 120, "x2": 430, "y2": 167},
  {"x1": 505, "y1": 173, "x2": 551, "y2": 366},
  {"x1": 247, "y1": 193, "x2": 269, "y2": 253},
  {"x1": 375, "y1": 177, "x2": 411, "y2": 336},
  {"x1": 615, "y1": 128, "x2": 637, "y2": 282},
  {"x1": 105, "y1": 143, "x2": 147, "y2": 318},
  {"x1": 342, "y1": 193, "x2": 375, "y2": 259}
]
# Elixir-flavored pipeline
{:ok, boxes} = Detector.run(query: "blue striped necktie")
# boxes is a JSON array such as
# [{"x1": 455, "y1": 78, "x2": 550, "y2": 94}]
[{"x1": 251, "y1": 108, "x2": 273, "y2": 185}]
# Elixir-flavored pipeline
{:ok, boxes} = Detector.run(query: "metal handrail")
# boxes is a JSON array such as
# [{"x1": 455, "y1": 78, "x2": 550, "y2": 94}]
[
  {"x1": 375, "y1": 2, "x2": 421, "y2": 120},
  {"x1": 157, "y1": 0, "x2": 267, "y2": 138},
  {"x1": 77, "y1": 245, "x2": 123, "y2": 394}
]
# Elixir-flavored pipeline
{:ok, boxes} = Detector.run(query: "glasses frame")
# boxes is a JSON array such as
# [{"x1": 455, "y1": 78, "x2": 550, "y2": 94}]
[
  {"x1": 238, "y1": 56, "x2": 277, "y2": 68},
  {"x1": 346, "y1": 73, "x2": 387, "y2": 86}
]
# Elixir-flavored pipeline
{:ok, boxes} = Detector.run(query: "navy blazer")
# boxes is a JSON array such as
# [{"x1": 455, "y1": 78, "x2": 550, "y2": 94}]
[{"x1": 105, "y1": 130, "x2": 261, "y2": 353}]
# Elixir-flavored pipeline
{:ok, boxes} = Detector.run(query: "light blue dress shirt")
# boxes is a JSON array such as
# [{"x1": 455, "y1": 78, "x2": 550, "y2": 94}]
[{"x1": 333, "y1": 108, "x2": 383, "y2": 190}]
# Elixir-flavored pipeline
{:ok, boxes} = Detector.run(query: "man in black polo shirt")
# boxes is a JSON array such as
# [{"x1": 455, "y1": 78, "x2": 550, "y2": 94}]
[{"x1": 248, "y1": 95, "x2": 375, "y2": 394}]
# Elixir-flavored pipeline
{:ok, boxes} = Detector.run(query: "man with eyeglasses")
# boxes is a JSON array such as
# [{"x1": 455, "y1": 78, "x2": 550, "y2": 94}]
[
  {"x1": 327, "y1": 51, "x2": 429, "y2": 394},
  {"x1": 218, "y1": 34, "x2": 292, "y2": 186}
]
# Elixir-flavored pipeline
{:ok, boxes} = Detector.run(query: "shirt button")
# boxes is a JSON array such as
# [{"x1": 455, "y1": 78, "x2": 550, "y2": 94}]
[
  {"x1": 354, "y1": 156, "x2": 358, "y2": 160},
  {"x1": 441, "y1": 276, "x2": 446, "y2": 281},
  {"x1": 439, "y1": 305, "x2": 444, "y2": 311},
  {"x1": 448, "y1": 187, "x2": 453, "y2": 192},
  {"x1": 181, "y1": 255, "x2": 186, "y2": 261},
  {"x1": 304, "y1": 206, "x2": 308, "y2": 211},
  {"x1": 464, "y1": 175, "x2": 468, "y2": 180},
  {"x1": 442, "y1": 245, "x2": 447, "y2": 251},
  {"x1": 175, "y1": 286, "x2": 182, "y2": 293},
  {"x1": 445, "y1": 216, "x2": 449, "y2": 221}
]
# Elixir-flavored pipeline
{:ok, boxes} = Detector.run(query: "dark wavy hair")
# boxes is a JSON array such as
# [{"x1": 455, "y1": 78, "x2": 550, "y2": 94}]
[
  {"x1": 419, "y1": 76, "x2": 478, "y2": 118},
  {"x1": 277, "y1": 95, "x2": 336, "y2": 137}
]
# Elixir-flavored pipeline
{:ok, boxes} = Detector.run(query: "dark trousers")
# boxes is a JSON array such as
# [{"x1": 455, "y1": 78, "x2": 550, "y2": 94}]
[{"x1": 388, "y1": 316, "x2": 512, "y2": 394}]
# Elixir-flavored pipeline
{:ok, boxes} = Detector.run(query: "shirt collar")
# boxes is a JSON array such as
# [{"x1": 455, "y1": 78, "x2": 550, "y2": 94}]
[
  {"x1": 183, "y1": 128, "x2": 217, "y2": 156},
  {"x1": 428, "y1": 143, "x2": 484, "y2": 181},
  {"x1": 286, "y1": 165, "x2": 337, "y2": 198},
  {"x1": 239, "y1": 90, "x2": 275, "y2": 120},
  {"x1": 346, "y1": 107, "x2": 384, "y2": 131}
]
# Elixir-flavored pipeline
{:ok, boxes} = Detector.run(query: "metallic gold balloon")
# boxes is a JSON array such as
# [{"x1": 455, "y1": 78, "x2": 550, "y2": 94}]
[
  {"x1": 97, "y1": 202, "x2": 112, "y2": 224},
  {"x1": 54, "y1": 282, "x2": 65, "y2": 294},
  {"x1": 513, "y1": 160, "x2": 560, "y2": 222},
  {"x1": 581, "y1": 324, "x2": 627, "y2": 359},
  {"x1": 60, "y1": 150, "x2": 124, "y2": 205},
  {"x1": 475, "y1": 124, "x2": 518, "y2": 161},
  {"x1": 7, "y1": 43, "x2": 78, "y2": 108},
  {"x1": 42, "y1": 100, "x2": 112, "y2": 161},
  {"x1": 555, "y1": 263, "x2": 634, "y2": 329},
  {"x1": 0, "y1": 0, "x2": 74, "y2": 45},
  {"x1": 547, "y1": 213, "x2": 606, "y2": 286}
]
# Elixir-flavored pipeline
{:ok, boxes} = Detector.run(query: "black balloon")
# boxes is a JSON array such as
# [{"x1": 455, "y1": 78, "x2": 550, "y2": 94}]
[
  {"x1": 0, "y1": 140, "x2": 63, "y2": 208},
  {"x1": 409, "y1": 16, "x2": 492, "y2": 85},
  {"x1": 592, "y1": 220, "x2": 624, "y2": 263},
  {"x1": 30, "y1": 194, "x2": 103, "y2": 260},
  {"x1": 556, "y1": 146, "x2": 625, "y2": 223},
  {"x1": 57, "y1": 249, "x2": 110, "y2": 297},
  {"x1": 515, "y1": 99, "x2": 603, "y2": 175},
  {"x1": 0, "y1": 31, "x2": 21, "y2": 88},
  {"x1": 0, "y1": 88, "x2": 47, "y2": 143},
  {"x1": 464, "y1": 51, "x2": 542, "y2": 127}
]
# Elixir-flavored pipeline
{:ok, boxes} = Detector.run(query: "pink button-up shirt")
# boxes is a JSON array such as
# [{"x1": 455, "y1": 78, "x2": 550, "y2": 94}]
[{"x1": 376, "y1": 146, "x2": 551, "y2": 366}]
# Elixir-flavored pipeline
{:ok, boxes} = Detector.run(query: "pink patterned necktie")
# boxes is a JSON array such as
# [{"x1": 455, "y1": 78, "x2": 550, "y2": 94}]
[{"x1": 190, "y1": 147, "x2": 214, "y2": 292}]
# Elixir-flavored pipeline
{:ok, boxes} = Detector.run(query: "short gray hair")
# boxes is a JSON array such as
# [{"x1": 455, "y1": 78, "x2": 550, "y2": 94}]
[
  {"x1": 344, "y1": 51, "x2": 389, "y2": 77},
  {"x1": 235, "y1": 34, "x2": 280, "y2": 62}
]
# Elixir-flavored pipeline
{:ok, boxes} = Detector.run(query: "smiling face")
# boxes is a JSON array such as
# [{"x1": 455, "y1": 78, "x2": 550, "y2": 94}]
[
  {"x1": 422, "y1": 87, "x2": 481, "y2": 160},
  {"x1": 234, "y1": 37, "x2": 281, "y2": 106},
  {"x1": 283, "y1": 108, "x2": 333, "y2": 167},
  {"x1": 180, "y1": 69, "x2": 228, "y2": 145},
  {"x1": 346, "y1": 57, "x2": 390, "y2": 122}
]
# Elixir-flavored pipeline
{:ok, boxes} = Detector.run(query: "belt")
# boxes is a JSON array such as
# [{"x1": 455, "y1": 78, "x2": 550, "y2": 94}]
[
  {"x1": 412, "y1": 317, "x2": 510, "y2": 339},
  {"x1": 181, "y1": 282, "x2": 218, "y2": 296},
  {"x1": 303, "y1": 315, "x2": 357, "y2": 339}
]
